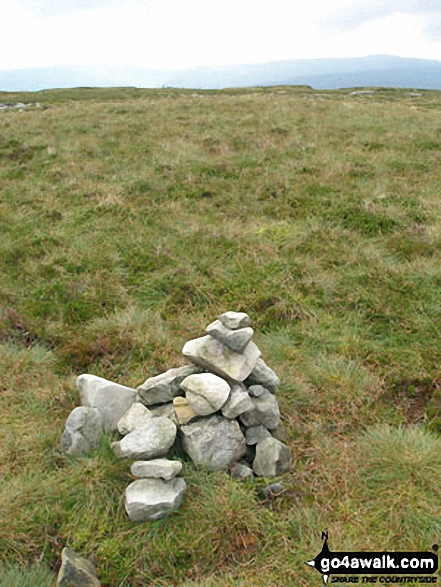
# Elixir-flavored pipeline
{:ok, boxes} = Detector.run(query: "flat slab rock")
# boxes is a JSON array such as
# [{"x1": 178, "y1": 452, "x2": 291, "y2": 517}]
[
  {"x1": 112, "y1": 417, "x2": 176, "y2": 460},
  {"x1": 181, "y1": 415, "x2": 246, "y2": 471},
  {"x1": 77, "y1": 374, "x2": 137, "y2": 432},
  {"x1": 130, "y1": 458, "x2": 182, "y2": 480},
  {"x1": 180, "y1": 372, "x2": 230, "y2": 415},
  {"x1": 57, "y1": 547, "x2": 100, "y2": 587},
  {"x1": 125, "y1": 477, "x2": 187, "y2": 521},
  {"x1": 137, "y1": 365, "x2": 202, "y2": 406},
  {"x1": 61, "y1": 406, "x2": 103, "y2": 456},
  {"x1": 182, "y1": 335, "x2": 260, "y2": 383}
]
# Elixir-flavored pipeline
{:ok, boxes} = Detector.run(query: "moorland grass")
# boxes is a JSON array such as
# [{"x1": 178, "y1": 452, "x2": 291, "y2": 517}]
[{"x1": 0, "y1": 85, "x2": 441, "y2": 585}]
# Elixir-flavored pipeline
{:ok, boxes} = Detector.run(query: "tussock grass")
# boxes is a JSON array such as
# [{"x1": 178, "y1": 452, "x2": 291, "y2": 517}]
[{"x1": 1, "y1": 85, "x2": 441, "y2": 585}]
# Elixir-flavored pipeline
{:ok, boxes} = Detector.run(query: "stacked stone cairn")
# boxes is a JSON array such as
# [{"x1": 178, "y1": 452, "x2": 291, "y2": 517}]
[{"x1": 61, "y1": 311, "x2": 291, "y2": 522}]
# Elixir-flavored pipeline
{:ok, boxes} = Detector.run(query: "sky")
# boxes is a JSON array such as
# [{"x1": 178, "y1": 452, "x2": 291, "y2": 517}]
[{"x1": 1, "y1": 0, "x2": 441, "y2": 72}]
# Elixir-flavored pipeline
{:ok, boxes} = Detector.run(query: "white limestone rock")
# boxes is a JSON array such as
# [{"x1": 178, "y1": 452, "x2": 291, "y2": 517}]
[
  {"x1": 182, "y1": 335, "x2": 260, "y2": 383},
  {"x1": 61, "y1": 406, "x2": 103, "y2": 456},
  {"x1": 180, "y1": 372, "x2": 230, "y2": 416},
  {"x1": 77, "y1": 374, "x2": 137, "y2": 432},
  {"x1": 137, "y1": 365, "x2": 202, "y2": 406},
  {"x1": 117, "y1": 403, "x2": 153, "y2": 435},
  {"x1": 221, "y1": 384, "x2": 253, "y2": 419},
  {"x1": 125, "y1": 477, "x2": 187, "y2": 521},
  {"x1": 130, "y1": 459, "x2": 183, "y2": 480},
  {"x1": 111, "y1": 417, "x2": 176, "y2": 460},
  {"x1": 218, "y1": 311, "x2": 251, "y2": 330},
  {"x1": 206, "y1": 320, "x2": 254, "y2": 353},
  {"x1": 181, "y1": 415, "x2": 246, "y2": 471}
]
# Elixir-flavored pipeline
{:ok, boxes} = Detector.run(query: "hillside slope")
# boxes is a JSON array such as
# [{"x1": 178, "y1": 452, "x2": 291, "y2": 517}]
[{"x1": 1, "y1": 86, "x2": 441, "y2": 585}]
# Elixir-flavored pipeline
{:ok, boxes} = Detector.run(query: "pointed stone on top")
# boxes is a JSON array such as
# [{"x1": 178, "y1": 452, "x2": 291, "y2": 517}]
[
  {"x1": 206, "y1": 320, "x2": 254, "y2": 353},
  {"x1": 218, "y1": 311, "x2": 251, "y2": 330}
]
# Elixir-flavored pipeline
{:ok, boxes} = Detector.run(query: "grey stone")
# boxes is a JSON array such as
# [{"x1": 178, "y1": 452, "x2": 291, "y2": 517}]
[
  {"x1": 244, "y1": 358, "x2": 280, "y2": 393},
  {"x1": 245, "y1": 425, "x2": 271, "y2": 445},
  {"x1": 61, "y1": 407, "x2": 103, "y2": 456},
  {"x1": 125, "y1": 477, "x2": 186, "y2": 521},
  {"x1": 130, "y1": 459, "x2": 182, "y2": 480},
  {"x1": 117, "y1": 403, "x2": 153, "y2": 435},
  {"x1": 137, "y1": 365, "x2": 202, "y2": 406},
  {"x1": 182, "y1": 335, "x2": 260, "y2": 383},
  {"x1": 270, "y1": 423, "x2": 287, "y2": 443},
  {"x1": 230, "y1": 462, "x2": 254, "y2": 480},
  {"x1": 181, "y1": 415, "x2": 246, "y2": 471},
  {"x1": 239, "y1": 390, "x2": 280, "y2": 430},
  {"x1": 181, "y1": 372, "x2": 230, "y2": 416},
  {"x1": 206, "y1": 320, "x2": 254, "y2": 353},
  {"x1": 173, "y1": 396, "x2": 199, "y2": 426},
  {"x1": 149, "y1": 402, "x2": 176, "y2": 421},
  {"x1": 230, "y1": 463, "x2": 254, "y2": 479},
  {"x1": 253, "y1": 438, "x2": 291, "y2": 477},
  {"x1": 221, "y1": 384, "x2": 253, "y2": 419},
  {"x1": 57, "y1": 547, "x2": 100, "y2": 586},
  {"x1": 248, "y1": 384, "x2": 267, "y2": 398},
  {"x1": 218, "y1": 311, "x2": 251, "y2": 329},
  {"x1": 77, "y1": 374, "x2": 137, "y2": 432},
  {"x1": 111, "y1": 417, "x2": 176, "y2": 460},
  {"x1": 262, "y1": 482, "x2": 284, "y2": 498}
]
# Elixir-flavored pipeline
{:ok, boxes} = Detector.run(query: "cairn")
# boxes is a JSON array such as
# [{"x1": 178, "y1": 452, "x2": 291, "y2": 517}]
[{"x1": 61, "y1": 311, "x2": 291, "y2": 522}]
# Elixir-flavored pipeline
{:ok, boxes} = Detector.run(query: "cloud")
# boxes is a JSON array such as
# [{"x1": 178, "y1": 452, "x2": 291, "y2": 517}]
[
  {"x1": 425, "y1": 14, "x2": 441, "y2": 41},
  {"x1": 330, "y1": 0, "x2": 441, "y2": 28},
  {"x1": 1, "y1": 0, "x2": 441, "y2": 72},
  {"x1": 15, "y1": 0, "x2": 121, "y2": 17}
]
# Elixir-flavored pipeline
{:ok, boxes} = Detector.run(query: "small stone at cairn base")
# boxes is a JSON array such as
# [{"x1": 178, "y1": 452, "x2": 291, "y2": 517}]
[
  {"x1": 125, "y1": 477, "x2": 187, "y2": 521},
  {"x1": 253, "y1": 437, "x2": 291, "y2": 477}
]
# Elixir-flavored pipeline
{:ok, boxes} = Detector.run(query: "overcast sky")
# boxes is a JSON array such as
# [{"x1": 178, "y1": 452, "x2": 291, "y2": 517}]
[{"x1": 1, "y1": 0, "x2": 441, "y2": 71}]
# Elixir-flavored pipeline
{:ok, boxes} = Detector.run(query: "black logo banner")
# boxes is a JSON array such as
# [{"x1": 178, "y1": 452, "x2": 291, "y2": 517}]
[{"x1": 306, "y1": 533, "x2": 438, "y2": 585}]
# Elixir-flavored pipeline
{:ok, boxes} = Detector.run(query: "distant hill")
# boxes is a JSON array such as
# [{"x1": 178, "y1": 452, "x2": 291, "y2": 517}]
[{"x1": 1, "y1": 55, "x2": 441, "y2": 92}]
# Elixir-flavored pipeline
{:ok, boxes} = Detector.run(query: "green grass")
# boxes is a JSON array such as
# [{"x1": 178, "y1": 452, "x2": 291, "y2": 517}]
[
  {"x1": 1, "y1": 85, "x2": 441, "y2": 585},
  {"x1": 0, "y1": 563, "x2": 56, "y2": 587}
]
